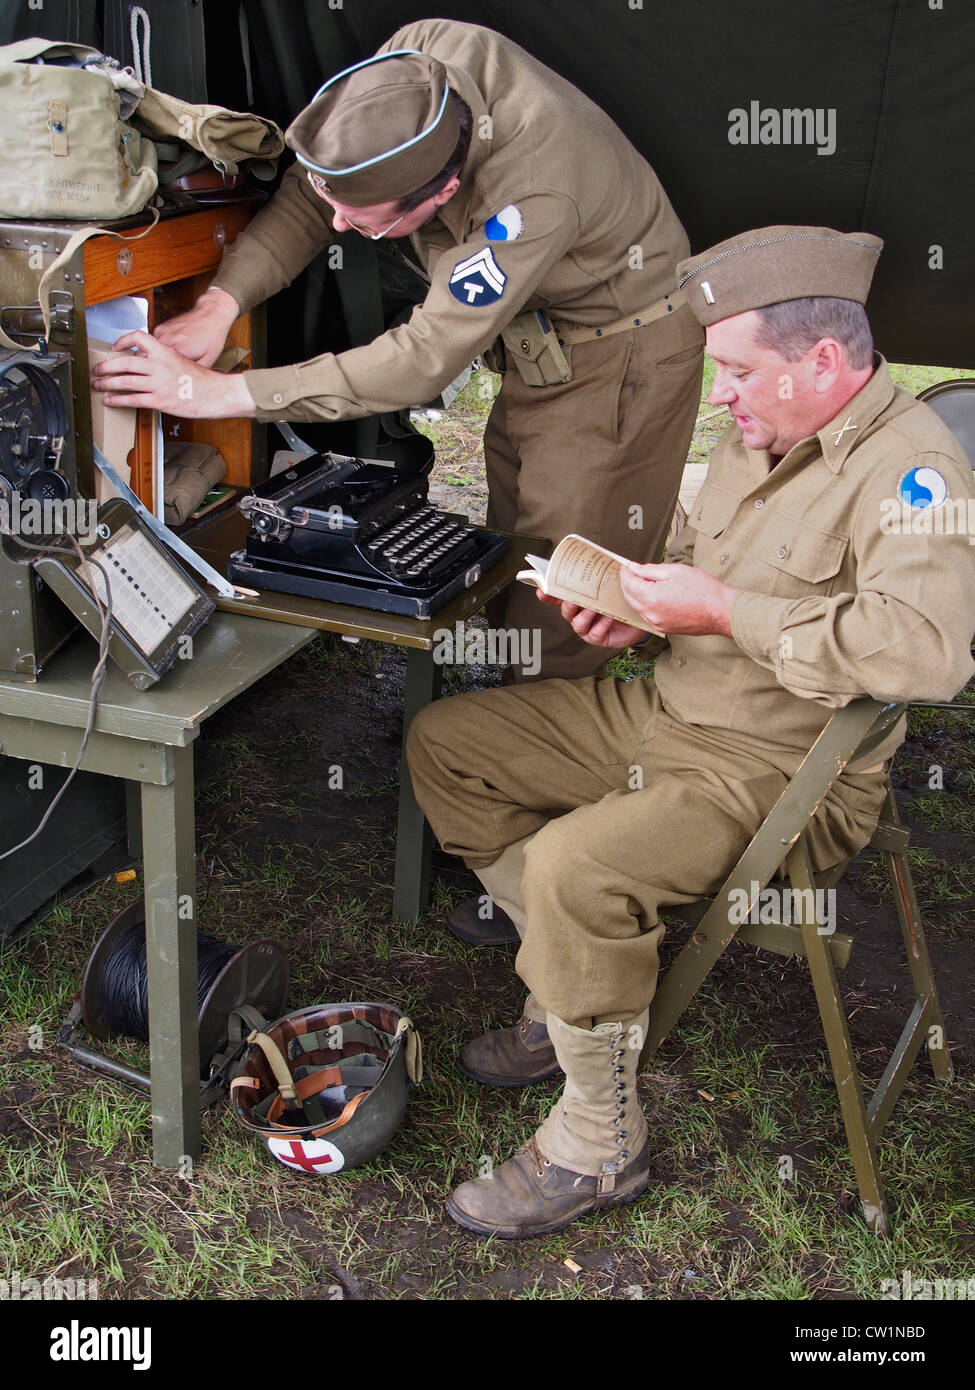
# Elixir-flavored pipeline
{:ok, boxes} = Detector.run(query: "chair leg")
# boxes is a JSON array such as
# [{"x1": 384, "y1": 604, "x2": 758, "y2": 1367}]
[
  {"x1": 640, "y1": 895, "x2": 746, "y2": 1069},
  {"x1": 785, "y1": 836, "x2": 891, "y2": 1236},
  {"x1": 880, "y1": 787, "x2": 954, "y2": 1085}
]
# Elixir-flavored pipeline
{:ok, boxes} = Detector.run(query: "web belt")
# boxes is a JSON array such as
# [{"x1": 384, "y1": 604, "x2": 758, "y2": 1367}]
[{"x1": 553, "y1": 289, "x2": 686, "y2": 346}]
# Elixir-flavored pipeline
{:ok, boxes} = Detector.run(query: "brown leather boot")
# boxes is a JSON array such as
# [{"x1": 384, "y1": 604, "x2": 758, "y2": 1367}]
[
  {"x1": 446, "y1": 1135, "x2": 651, "y2": 1239},
  {"x1": 458, "y1": 1016, "x2": 561, "y2": 1087},
  {"x1": 447, "y1": 1009, "x2": 651, "y2": 1238},
  {"x1": 447, "y1": 897, "x2": 520, "y2": 946}
]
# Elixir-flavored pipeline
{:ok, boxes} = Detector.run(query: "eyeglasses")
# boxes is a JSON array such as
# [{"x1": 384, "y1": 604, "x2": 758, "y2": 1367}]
[{"x1": 306, "y1": 170, "x2": 410, "y2": 239}]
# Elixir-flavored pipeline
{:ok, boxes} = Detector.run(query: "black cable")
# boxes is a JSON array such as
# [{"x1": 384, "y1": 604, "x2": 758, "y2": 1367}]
[{"x1": 97, "y1": 921, "x2": 238, "y2": 1042}]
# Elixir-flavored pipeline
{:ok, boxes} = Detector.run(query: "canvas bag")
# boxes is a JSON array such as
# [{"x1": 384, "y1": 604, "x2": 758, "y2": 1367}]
[
  {"x1": 0, "y1": 37, "x2": 159, "y2": 221},
  {"x1": 133, "y1": 87, "x2": 283, "y2": 182},
  {"x1": 0, "y1": 37, "x2": 284, "y2": 222}
]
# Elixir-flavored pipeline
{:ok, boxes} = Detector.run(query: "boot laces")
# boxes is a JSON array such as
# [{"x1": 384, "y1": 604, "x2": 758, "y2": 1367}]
[
  {"x1": 522, "y1": 1135, "x2": 553, "y2": 1178},
  {"x1": 609, "y1": 1028, "x2": 630, "y2": 1161}
]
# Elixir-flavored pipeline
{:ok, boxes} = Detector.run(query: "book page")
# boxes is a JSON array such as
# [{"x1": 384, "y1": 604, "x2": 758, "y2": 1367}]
[
  {"x1": 545, "y1": 535, "x2": 656, "y2": 630},
  {"x1": 515, "y1": 554, "x2": 551, "y2": 588}
]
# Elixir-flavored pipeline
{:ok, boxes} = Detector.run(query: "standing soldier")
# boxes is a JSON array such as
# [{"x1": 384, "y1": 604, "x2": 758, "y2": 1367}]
[{"x1": 94, "y1": 18, "x2": 703, "y2": 686}]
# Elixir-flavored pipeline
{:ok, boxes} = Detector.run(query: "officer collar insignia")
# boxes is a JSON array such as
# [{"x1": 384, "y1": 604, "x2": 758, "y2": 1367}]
[
  {"x1": 449, "y1": 247, "x2": 507, "y2": 305},
  {"x1": 485, "y1": 205, "x2": 524, "y2": 242},
  {"x1": 831, "y1": 417, "x2": 858, "y2": 447},
  {"x1": 897, "y1": 467, "x2": 950, "y2": 509}
]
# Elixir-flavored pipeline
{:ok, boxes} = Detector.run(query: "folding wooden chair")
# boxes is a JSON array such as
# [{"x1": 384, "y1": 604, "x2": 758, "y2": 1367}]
[{"x1": 639, "y1": 698, "x2": 953, "y2": 1236}]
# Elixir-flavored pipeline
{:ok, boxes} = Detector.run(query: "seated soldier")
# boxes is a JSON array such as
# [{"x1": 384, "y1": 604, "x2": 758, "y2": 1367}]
[{"x1": 406, "y1": 224, "x2": 975, "y2": 1239}]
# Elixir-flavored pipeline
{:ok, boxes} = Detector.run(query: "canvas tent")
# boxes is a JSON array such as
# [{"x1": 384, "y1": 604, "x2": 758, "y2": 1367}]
[{"x1": 3, "y1": 0, "x2": 973, "y2": 384}]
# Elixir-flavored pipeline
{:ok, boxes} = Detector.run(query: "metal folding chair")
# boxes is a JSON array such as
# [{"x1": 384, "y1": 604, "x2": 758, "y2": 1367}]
[
  {"x1": 639, "y1": 698, "x2": 953, "y2": 1236},
  {"x1": 915, "y1": 379, "x2": 975, "y2": 714},
  {"x1": 918, "y1": 378, "x2": 975, "y2": 468}
]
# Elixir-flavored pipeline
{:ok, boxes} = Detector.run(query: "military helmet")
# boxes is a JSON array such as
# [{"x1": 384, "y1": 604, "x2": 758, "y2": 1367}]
[{"x1": 230, "y1": 1001, "x2": 421, "y2": 1174}]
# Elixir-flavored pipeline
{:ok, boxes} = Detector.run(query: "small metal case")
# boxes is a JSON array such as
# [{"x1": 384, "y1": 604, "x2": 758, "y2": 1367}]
[{"x1": 31, "y1": 498, "x2": 215, "y2": 690}]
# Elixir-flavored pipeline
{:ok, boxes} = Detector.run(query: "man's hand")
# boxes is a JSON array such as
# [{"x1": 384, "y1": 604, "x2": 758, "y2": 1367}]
[
  {"x1": 536, "y1": 562, "x2": 739, "y2": 647},
  {"x1": 619, "y1": 562, "x2": 738, "y2": 637},
  {"x1": 535, "y1": 590, "x2": 646, "y2": 648},
  {"x1": 152, "y1": 287, "x2": 239, "y2": 366},
  {"x1": 91, "y1": 331, "x2": 257, "y2": 419}
]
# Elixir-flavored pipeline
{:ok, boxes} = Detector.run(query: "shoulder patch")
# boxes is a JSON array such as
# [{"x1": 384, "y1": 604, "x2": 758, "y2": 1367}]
[
  {"x1": 449, "y1": 247, "x2": 507, "y2": 306},
  {"x1": 484, "y1": 204, "x2": 524, "y2": 242},
  {"x1": 897, "y1": 466, "x2": 950, "y2": 509}
]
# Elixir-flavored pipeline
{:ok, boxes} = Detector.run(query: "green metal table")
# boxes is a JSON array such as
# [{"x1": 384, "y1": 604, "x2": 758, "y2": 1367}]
[
  {"x1": 0, "y1": 612, "x2": 317, "y2": 1168},
  {"x1": 0, "y1": 523, "x2": 531, "y2": 1167}
]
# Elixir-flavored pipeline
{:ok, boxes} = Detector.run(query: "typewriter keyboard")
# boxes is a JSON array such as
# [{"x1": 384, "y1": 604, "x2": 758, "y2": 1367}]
[{"x1": 362, "y1": 505, "x2": 478, "y2": 582}]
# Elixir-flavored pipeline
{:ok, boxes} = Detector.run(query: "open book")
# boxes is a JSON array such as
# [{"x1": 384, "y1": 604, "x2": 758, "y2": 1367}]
[{"x1": 517, "y1": 534, "x2": 663, "y2": 635}]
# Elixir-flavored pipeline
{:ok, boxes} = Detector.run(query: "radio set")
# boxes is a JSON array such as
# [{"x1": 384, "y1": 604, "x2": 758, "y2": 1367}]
[
  {"x1": 229, "y1": 451, "x2": 508, "y2": 619},
  {"x1": 0, "y1": 348, "x2": 83, "y2": 682}
]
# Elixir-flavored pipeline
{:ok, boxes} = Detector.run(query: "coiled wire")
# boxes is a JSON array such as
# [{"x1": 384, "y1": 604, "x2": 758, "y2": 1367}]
[{"x1": 97, "y1": 920, "x2": 237, "y2": 1041}]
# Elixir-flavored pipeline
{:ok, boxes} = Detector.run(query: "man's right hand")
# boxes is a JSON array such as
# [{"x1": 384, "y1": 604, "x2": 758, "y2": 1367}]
[{"x1": 152, "y1": 286, "x2": 240, "y2": 367}]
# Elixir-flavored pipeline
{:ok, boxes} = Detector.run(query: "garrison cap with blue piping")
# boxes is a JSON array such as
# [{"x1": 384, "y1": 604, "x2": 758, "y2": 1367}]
[
  {"x1": 285, "y1": 50, "x2": 460, "y2": 207},
  {"x1": 677, "y1": 225, "x2": 884, "y2": 327}
]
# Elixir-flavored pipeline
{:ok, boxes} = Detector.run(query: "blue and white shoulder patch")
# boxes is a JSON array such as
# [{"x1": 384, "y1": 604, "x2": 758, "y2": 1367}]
[
  {"x1": 484, "y1": 204, "x2": 524, "y2": 242},
  {"x1": 898, "y1": 466, "x2": 950, "y2": 509},
  {"x1": 449, "y1": 247, "x2": 507, "y2": 306}
]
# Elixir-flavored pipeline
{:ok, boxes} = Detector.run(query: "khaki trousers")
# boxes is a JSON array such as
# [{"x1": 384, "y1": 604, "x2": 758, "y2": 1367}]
[
  {"x1": 406, "y1": 677, "x2": 887, "y2": 1022},
  {"x1": 484, "y1": 302, "x2": 703, "y2": 682}
]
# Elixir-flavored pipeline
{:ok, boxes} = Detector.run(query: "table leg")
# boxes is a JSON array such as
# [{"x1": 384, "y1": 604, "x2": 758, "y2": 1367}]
[
  {"x1": 125, "y1": 781, "x2": 142, "y2": 861},
  {"x1": 140, "y1": 743, "x2": 201, "y2": 1169},
  {"x1": 393, "y1": 647, "x2": 442, "y2": 921}
]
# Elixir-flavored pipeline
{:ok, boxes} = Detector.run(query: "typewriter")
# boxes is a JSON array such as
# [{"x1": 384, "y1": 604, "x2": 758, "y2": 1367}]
[{"x1": 227, "y1": 452, "x2": 508, "y2": 618}]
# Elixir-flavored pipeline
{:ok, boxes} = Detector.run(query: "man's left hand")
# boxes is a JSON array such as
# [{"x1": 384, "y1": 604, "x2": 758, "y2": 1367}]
[
  {"x1": 536, "y1": 590, "x2": 647, "y2": 648},
  {"x1": 619, "y1": 562, "x2": 738, "y2": 637},
  {"x1": 91, "y1": 331, "x2": 257, "y2": 419}
]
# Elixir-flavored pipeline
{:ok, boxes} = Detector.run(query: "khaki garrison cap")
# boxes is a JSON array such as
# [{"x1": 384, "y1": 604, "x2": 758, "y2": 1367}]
[
  {"x1": 285, "y1": 49, "x2": 460, "y2": 206},
  {"x1": 677, "y1": 226, "x2": 883, "y2": 326}
]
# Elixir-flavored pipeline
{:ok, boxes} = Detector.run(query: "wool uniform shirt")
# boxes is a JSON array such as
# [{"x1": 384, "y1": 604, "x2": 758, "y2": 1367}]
[
  {"x1": 654, "y1": 359, "x2": 975, "y2": 770},
  {"x1": 210, "y1": 18, "x2": 690, "y2": 422}
]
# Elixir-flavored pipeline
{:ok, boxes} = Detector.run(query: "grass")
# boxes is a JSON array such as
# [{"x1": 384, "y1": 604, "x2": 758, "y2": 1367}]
[{"x1": 5, "y1": 805, "x2": 972, "y2": 1302}]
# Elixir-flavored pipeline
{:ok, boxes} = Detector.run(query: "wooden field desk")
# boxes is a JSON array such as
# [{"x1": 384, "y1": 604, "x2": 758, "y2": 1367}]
[{"x1": 0, "y1": 532, "x2": 530, "y2": 1167}]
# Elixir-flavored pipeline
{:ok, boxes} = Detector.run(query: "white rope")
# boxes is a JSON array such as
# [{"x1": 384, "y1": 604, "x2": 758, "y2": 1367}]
[{"x1": 129, "y1": 5, "x2": 152, "y2": 89}]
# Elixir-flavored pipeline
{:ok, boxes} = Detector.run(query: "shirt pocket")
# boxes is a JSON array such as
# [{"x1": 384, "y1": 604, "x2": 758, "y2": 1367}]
[
  {"x1": 689, "y1": 482, "x2": 739, "y2": 537},
  {"x1": 756, "y1": 520, "x2": 848, "y2": 595}
]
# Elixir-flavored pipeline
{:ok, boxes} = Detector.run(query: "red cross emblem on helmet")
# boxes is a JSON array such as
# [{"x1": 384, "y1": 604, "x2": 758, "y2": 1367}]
[{"x1": 267, "y1": 1136, "x2": 346, "y2": 1174}]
